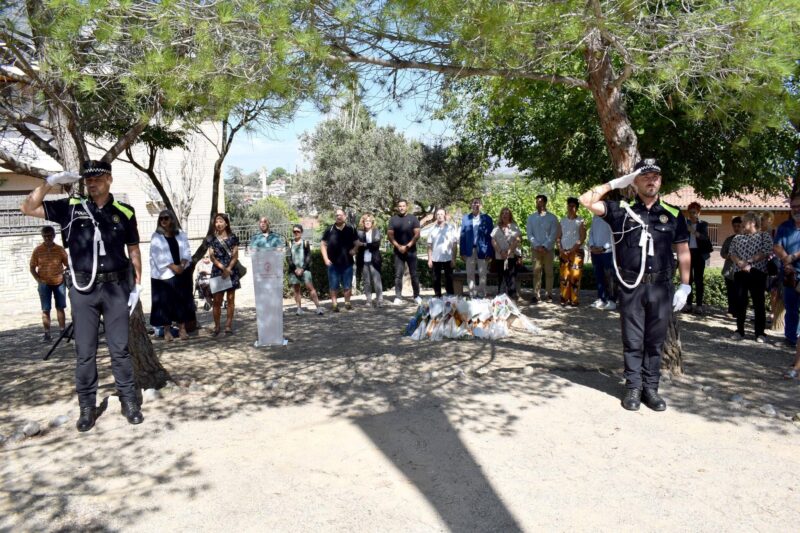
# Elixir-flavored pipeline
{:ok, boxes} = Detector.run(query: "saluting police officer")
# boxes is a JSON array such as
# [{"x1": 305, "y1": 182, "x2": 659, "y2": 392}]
[
  {"x1": 579, "y1": 158, "x2": 691, "y2": 411},
  {"x1": 21, "y1": 160, "x2": 144, "y2": 431}
]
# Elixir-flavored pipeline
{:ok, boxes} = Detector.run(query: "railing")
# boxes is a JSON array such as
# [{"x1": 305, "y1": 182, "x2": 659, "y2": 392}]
[{"x1": 708, "y1": 224, "x2": 719, "y2": 246}]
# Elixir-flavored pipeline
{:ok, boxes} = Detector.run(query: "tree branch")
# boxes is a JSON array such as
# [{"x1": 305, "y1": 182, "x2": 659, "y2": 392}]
[
  {"x1": 0, "y1": 147, "x2": 56, "y2": 178},
  {"x1": 101, "y1": 113, "x2": 153, "y2": 163},
  {"x1": 11, "y1": 121, "x2": 59, "y2": 161},
  {"x1": 330, "y1": 51, "x2": 589, "y2": 89}
]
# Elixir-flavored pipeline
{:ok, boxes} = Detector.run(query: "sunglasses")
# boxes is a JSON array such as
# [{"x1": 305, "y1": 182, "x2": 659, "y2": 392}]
[
  {"x1": 159, "y1": 216, "x2": 170, "y2": 221},
  {"x1": 292, "y1": 230, "x2": 302, "y2": 234}
]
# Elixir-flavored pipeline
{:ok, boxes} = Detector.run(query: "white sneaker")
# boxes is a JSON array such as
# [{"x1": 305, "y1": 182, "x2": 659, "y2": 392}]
[
  {"x1": 755, "y1": 335, "x2": 767, "y2": 344},
  {"x1": 414, "y1": 296, "x2": 423, "y2": 305},
  {"x1": 604, "y1": 301, "x2": 617, "y2": 310},
  {"x1": 393, "y1": 297, "x2": 403, "y2": 305},
  {"x1": 591, "y1": 299, "x2": 604, "y2": 309},
  {"x1": 316, "y1": 307, "x2": 324, "y2": 315},
  {"x1": 730, "y1": 332, "x2": 744, "y2": 341},
  {"x1": 295, "y1": 308, "x2": 304, "y2": 316}
]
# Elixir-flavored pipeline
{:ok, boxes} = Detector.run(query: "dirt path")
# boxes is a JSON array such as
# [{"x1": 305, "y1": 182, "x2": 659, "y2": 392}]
[{"x1": 1, "y1": 291, "x2": 799, "y2": 531}]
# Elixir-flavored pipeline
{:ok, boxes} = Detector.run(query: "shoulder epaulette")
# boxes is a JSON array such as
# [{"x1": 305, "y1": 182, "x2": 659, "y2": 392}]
[
  {"x1": 112, "y1": 200, "x2": 135, "y2": 220},
  {"x1": 658, "y1": 200, "x2": 679, "y2": 218}
]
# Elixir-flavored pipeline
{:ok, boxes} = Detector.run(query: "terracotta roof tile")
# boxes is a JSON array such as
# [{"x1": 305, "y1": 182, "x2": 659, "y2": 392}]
[{"x1": 661, "y1": 186, "x2": 789, "y2": 211}]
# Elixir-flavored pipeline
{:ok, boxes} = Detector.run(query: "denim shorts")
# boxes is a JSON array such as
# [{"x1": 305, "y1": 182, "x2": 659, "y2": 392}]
[
  {"x1": 327, "y1": 264, "x2": 353, "y2": 291},
  {"x1": 38, "y1": 282, "x2": 67, "y2": 311}
]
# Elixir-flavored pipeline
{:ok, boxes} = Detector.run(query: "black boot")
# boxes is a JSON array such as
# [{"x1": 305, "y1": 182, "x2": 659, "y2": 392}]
[
  {"x1": 121, "y1": 399, "x2": 144, "y2": 425},
  {"x1": 642, "y1": 388, "x2": 667, "y2": 411},
  {"x1": 621, "y1": 388, "x2": 642, "y2": 411},
  {"x1": 76, "y1": 405, "x2": 96, "y2": 432}
]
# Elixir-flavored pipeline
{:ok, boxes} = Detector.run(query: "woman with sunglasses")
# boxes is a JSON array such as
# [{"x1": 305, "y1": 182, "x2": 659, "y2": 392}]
[
  {"x1": 288, "y1": 224, "x2": 324, "y2": 315},
  {"x1": 149, "y1": 210, "x2": 192, "y2": 341},
  {"x1": 208, "y1": 213, "x2": 240, "y2": 336}
]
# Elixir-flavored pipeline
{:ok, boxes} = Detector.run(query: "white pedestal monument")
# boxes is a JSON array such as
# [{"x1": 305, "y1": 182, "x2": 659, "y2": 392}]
[{"x1": 252, "y1": 247, "x2": 285, "y2": 346}]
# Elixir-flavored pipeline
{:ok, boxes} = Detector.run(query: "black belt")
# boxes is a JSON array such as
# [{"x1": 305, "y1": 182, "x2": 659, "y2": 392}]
[
  {"x1": 73, "y1": 269, "x2": 129, "y2": 284},
  {"x1": 621, "y1": 270, "x2": 671, "y2": 284}
]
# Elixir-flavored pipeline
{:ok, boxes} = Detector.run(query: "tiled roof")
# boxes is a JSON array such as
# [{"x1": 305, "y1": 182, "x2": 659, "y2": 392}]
[{"x1": 661, "y1": 186, "x2": 789, "y2": 211}]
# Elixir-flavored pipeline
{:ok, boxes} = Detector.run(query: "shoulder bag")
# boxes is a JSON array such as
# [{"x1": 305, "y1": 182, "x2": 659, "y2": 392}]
[{"x1": 217, "y1": 236, "x2": 247, "y2": 279}]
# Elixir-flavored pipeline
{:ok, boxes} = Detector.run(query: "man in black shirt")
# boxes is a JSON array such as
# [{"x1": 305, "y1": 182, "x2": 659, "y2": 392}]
[
  {"x1": 579, "y1": 158, "x2": 691, "y2": 412},
  {"x1": 387, "y1": 199, "x2": 421, "y2": 305},
  {"x1": 21, "y1": 160, "x2": 144, "y2": 431},
  {"x1": 321, "y1": 208, "x2": 359, "y2": 311}
]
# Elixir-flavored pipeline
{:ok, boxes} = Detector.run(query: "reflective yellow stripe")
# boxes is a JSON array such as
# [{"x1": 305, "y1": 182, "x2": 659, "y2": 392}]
[
  {"x1": 112, "y1": 201, "x2": 134, "y2": 220},
  {"x1": 659, "y1": 200, "x2": 679, "y2": 218}
]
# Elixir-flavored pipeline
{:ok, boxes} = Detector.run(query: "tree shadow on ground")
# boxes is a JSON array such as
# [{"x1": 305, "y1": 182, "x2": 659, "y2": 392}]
[{"x1": 1, "y1": 298, "x2": 798, "y2": 529}]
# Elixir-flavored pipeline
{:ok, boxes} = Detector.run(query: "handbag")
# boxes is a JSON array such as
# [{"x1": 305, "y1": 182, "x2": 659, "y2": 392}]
[
  {"x1": 209, "y1": 275, "x2": 233, "y2": 294},
  {"x1": 216, "y1": 236, "x2": 247, "y2": 279}
]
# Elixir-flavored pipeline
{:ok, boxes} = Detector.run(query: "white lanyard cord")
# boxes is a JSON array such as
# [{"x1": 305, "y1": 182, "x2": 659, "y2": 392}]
[
  {"x1": 611, "y1": 204, "x2": 654, "y2": 290},
  {"x1": 66, "y1": 197, "x2": 103, "y2": 291}
]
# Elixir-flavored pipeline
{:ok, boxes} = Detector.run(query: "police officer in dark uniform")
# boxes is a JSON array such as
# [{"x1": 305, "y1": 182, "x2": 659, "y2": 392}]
[
  {"x1": 21, "y1": 160, "x2": 144, "y2": 431},
  {"x1": 579, "y1": 159, "x2": 691, "y2": 411}
]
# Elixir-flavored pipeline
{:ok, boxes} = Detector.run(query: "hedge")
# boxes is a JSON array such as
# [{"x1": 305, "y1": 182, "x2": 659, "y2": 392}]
[{"x1": 275, "y1": 249, "x2": 731, "y2": 308}]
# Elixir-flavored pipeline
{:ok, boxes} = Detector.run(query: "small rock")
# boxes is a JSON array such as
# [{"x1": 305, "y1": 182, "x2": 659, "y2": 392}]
[
  {"x1": 22, "y1": 421, "x2": 41, "y2": 437},
  {"x1": 760, "y1": 404, "x2": 777, "y2": 417},
  {"x1": 702, "y1": 385, "x2": 714, "y2": 393},
  {"x1": 729, "y1": 394, "x2": 745, "y2": 403},
  {"x1": 0, "y1": 434, "x2": 6, "y2": 446},
  {"x1": 142, "y1": 388, "x2": 161, "y2": 402},
  {"x1": 522, "y1": 366, "x2": 534, "y2": 376},
  {"x1": 474, "y1": 368, "x2": 490, "y2": 377},
  {"x1": 793, "y1": 412, "x2": 800, "y2": 423},
  {"x1": 49, "y1": 415, "x2": 70, "y2": 428},
  {"x1": 203, "y1": 384, "x2": 218, "y2": 394},
  {"x1": 189, "y1": 382, "x2": 203, "y2": 392},
  {"x1": 430, "y1": 371, "x2": 439, "y2": 379},
  {"x1": 267, "y1": 380, "x2": 279, "y2": 390},
  {"x1": 455, "y1": 369, "x2": 467, "y2": 382}
]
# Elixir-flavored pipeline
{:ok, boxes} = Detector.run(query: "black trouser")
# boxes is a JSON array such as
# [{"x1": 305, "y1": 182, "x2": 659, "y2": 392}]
[
  {"x1": 394, "y1": 251, "x2": 420, "y2": 298},
  {"x1": 431, "y1": 261, "x2": 454, "y2": 297},
  {"x1": 498, "y1": 260, "x2": 517, "y2": 298},
  {"x1": 618, "y1": 279, "x2": 672, "y2": 390},
  {"x1": 687, "y1": 249, "x2": 705, "y2": 307},
  {"x1": 69, "y1": 280, "x2": 136, "y2": 407},
  {"x1": 733, "y1": 270, "x2": 767, "y2": 337}
]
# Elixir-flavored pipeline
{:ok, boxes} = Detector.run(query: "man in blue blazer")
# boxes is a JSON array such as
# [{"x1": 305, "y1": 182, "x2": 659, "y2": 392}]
[{"x1": 460, "y1": 198, "x2": 494, "y2": 298}]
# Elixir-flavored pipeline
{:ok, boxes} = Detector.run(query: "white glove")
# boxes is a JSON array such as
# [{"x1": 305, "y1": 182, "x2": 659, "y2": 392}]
[
  {"x1": 672, "y1": 283, "x2": 691, "y2": 312},
  {"x1": 46, "y1": 171, "x2": 81, "y2": 187},
  {"x1": 607, "y1": 169, "x2": 641, "y2": 190},
  {"x1": 127, "y1": 284, "x2": 142, "y2": 316}
]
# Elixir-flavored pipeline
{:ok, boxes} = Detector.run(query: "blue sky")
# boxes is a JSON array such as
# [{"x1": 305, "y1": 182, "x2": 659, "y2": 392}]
[{"x1": 223, "y1": 100, "x2": 454, "y2": 176}]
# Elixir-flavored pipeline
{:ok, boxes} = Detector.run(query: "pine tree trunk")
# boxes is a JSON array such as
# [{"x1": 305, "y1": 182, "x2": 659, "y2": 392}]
[{"x1": 128, "y1": 303, "x2": 171, "y2": 390}]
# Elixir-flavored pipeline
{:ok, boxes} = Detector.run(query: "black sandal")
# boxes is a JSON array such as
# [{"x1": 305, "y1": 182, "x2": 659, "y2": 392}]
[{"x1": 210, "y1": 328, "x2": 220, "y2": 338}]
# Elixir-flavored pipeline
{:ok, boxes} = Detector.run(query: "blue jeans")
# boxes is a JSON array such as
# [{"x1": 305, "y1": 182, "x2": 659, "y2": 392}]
[
  {"x1": 38, "y1": 282, "x2": 67, "y2": 312},
  {"x1": 327, "y1": 264, "x2": 353, "y2": 291},
  {"x1": 591, "y1": 252, "x2": 615, "y2": 303}
]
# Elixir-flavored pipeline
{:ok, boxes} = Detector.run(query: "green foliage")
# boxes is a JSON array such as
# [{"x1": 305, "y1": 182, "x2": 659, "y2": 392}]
[
  {"x1": 245, "y1": 196, "x2": 299, "y2": 228},
  {"x1": 453, "y1": 79, "x2": 798, "y2": 195},
  {"x1": 298, "y1": 114, "x2": 485, "y2": 219}
]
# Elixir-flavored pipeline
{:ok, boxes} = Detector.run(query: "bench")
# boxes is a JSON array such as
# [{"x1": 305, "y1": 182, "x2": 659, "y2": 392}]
[{"x1": 451, "y1": 269, "x2": 534, "y2": 296}]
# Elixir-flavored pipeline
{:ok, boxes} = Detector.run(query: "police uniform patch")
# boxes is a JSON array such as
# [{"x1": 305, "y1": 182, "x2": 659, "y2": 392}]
[
  {"x1": 659, "y1": 214, "x2": 668, "y2": 224},
  {"x1": 112, "y1": 214, "x2": 120, "y2": 224}
]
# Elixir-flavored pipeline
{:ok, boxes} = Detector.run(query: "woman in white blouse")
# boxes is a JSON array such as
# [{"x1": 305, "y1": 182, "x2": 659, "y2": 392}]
[
  {"x1": 490, "y1": 207, "x2": 522, "y2": 299},
  {"x1": 728, "y1": 211, "x2": 774, "y2": 342},
  {"x1": 149, "y1": 210, "x2": 192, "y2": 341}
]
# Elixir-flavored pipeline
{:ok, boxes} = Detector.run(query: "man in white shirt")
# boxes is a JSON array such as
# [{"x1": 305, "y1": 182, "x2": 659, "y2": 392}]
[
  {"x1": 525, "y1": 194, "x2": 559, "y2": 303},
  {"x1": 427, "y1": 208, "x2": 458, "y2": 296}
]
